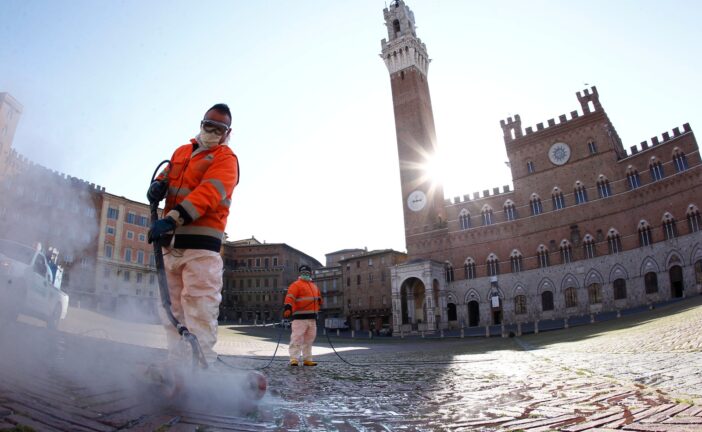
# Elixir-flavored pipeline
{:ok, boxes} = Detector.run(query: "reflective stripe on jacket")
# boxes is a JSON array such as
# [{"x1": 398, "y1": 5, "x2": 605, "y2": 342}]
[
  {"x1": 284, "y1": 279, "x2": 322, "y2": 320},
  {"x1": 158, "y1": 139, "x2": 239, "y2": 252}
]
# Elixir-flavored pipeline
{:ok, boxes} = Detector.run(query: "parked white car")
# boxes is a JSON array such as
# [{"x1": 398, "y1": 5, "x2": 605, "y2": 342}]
[{"x1": 0, "y1": 239, "x2": 69, "y2": 329}]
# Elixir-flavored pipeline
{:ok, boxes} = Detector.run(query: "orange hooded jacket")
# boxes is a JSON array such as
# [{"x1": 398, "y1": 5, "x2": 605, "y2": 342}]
[{"x1": 158, "y1": 139, "x2": 239, "y2": 252}]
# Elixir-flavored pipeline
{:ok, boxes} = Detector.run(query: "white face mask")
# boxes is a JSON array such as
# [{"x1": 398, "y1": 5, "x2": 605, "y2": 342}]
[{"x1": 198, "y1": 127, "x2": 223, "y2": 149}]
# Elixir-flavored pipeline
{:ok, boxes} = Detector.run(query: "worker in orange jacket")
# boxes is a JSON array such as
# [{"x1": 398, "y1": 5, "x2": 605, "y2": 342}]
[
  {"x1": 147, "y1": 103, "x2": 239, "y2": 366},
  {"x1": 283, "y1": 265, "x2": 322, "y2": 366}
]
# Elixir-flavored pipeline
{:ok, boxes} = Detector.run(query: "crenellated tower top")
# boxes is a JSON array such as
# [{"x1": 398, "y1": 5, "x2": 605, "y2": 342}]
[{"x1": 380, "y1": 0, "x2": 430, "y2": 77}]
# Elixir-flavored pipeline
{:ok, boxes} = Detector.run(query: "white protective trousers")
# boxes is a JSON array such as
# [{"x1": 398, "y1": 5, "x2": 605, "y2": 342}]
[
  {"x1": 160, "y1": 248, "x2": 223, "y2": 365},
  {"x1": 289, "y1": 319, "x2": 317, "y2": 361}
]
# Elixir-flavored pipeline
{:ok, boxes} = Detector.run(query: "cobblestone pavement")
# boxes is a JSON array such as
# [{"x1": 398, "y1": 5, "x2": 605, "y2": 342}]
[{"x1": 0, "y1": 296, "x2": 701, "y2": 431}]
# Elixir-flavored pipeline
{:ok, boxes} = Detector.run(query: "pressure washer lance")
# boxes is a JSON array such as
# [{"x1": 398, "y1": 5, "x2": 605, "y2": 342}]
[{"x1": 149, "y1": 160, "x2": 208, "y2": 371}]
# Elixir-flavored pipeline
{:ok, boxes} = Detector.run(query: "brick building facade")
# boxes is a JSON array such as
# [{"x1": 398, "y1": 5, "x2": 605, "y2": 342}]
[
  {"x1": 220, "y1": 237, "x2": 322, "y2": 322},
  {"x1": 382, "y1": 1, "x2": 702, "y2": 334},
  {"x1": 341, "y1": 249, "x2": 407, "y2": 332},
  {"x1": 94, "y1": 193, "x2": 159, "y2": 318}
]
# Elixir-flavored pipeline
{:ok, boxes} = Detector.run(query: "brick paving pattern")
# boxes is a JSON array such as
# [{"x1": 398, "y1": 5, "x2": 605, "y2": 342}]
[{"x1": 0, "y1": 296, "x2": 700, "y2": 431}]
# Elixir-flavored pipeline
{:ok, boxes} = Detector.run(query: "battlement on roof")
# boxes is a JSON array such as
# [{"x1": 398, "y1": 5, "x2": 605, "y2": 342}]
[
  {"x1": 621, "y1": 123, "x2": 693, "y2": 159},
  {"x1": 444, "y1": 184, "x2": 513, "y2": 206},
  {"x1": 500, "y1": 86, "x2": 604, "y2": 144},
  {"x1": 10, "y1": 149, "x2": 105, "y2": 192}
]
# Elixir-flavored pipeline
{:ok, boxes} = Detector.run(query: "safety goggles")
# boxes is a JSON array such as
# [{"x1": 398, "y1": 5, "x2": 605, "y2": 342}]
[{"x1": 201, "y1": 119, "x2": 230, "y2": 136}]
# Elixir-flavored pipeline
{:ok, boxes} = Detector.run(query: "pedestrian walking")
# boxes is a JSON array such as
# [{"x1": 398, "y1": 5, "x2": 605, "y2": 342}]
[
  {"x1": 147, "y1": 103, "x2": 239, "y2": 365},
  {"x1": 283, "y1": 265, "x2": 322, "y2": 366}
]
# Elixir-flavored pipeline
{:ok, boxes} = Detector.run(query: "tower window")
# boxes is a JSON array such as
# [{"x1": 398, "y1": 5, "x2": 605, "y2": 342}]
[
  {"x1": 574, "y1": 182, "x2": 588, "y2": 204},
  {"x1": 588, "y1": 140, "x2": 598, "y2": 154},
  {"x1": 552, "y1": 189, "x2": 565, "y2": 210},
  {"x1": 393, "y1": 19, "x2": 400, "y2": 35},
  {"x1": 527, "y1": 161, "x2": 535, "y2": 174},
  {"x1": 530, "y1": 195, "x2": 543, "y2": 215},
  {"x1": 597, "y1": 176, "x2": 612, "y2": 198}
]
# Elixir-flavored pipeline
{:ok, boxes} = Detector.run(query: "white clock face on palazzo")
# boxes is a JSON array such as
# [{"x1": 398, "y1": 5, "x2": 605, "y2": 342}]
[
  {"x1": 407, "y1": 190, "x2": 427, "y2": 212},
  {"x1": 549, "y1": 142, "x2": 571, "y2": 165}
]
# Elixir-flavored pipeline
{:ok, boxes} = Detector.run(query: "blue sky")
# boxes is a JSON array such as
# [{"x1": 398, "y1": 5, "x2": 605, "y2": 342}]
[{"x1": 2, "y1": 0, "x2": 701, "y2": 263}]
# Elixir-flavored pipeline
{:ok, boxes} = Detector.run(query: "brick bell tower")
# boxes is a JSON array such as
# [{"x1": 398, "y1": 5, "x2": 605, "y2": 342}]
[{"x1": 381, "y1": 0, "x2": 446, "y2": 243}]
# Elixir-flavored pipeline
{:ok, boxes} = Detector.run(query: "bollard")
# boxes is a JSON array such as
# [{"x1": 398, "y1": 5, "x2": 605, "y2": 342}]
[
  {"x1": 254, "y1": 318, "x2": 257, "y2": 326},
  {"x1": 534, "y1": 320, "x2": 539, "y2": 334},
  {"x1": 336, "y1": 329, "x2": 340, "y2": 336},
  {"x1": 517, "y1": 322, "x2": 522, "y2": 336},
  {"x1": 369, "y1": 331, "x2": 373, "y2": 339},
  {"x1": 501, "y1": 324, "x2": 506, "y2": 338},
  {"x1": 564, "y1": 317, "x2": 569, "y2": 329},
  {"x1": 421, "y1": 330, "x2": 425, "y2": 338},
  {"x1": 440, "y1": 329, "x2": 444, "y2": 339},
  {"x1": 460, "y1": 328, "x2": 464, "y2": 339},
  {"x1": 590, "y1": 314, "x2": 595, "y2": 324},
  {"x1": 238, "y1": 318, "x2": 242, "y2": 325},
  {"x1": 616, "y1": 310, "x2": 621, "y2": 318},
  {"x1": 351, "y1": 330, "x2": 355, "y2": 338},
  {"x1": 485, "y1": 326, "x2": 490, "y2": 338}
]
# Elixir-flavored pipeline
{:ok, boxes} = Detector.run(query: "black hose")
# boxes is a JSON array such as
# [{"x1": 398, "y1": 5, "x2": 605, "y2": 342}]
[{"x1": 149, "y1": 160, "x2": 208, "y2": 370}]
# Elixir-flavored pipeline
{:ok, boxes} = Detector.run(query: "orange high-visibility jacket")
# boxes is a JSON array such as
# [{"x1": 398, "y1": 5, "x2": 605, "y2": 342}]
[
  {"x1": 284, "y1": 279, "x2": 322, "y2": 320},
  {"x1": 158, "y1": 139, "x2": 239, "y2": 252}
]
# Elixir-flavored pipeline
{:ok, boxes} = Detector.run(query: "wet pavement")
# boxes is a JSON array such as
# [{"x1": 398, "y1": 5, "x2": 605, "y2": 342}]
[{"x1": 0, "y1": 295, "x2": 701, "y2": 431}]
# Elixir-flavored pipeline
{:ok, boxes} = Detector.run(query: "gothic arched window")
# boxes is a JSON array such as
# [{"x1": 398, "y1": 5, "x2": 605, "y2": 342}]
[
  {"x1": 560, "y1": 239, "x2": 572, "y2": 264},
  {"x1": 583, "y1": 234, "x2": 596, "y2": 259},
  {"x1": 464, "y1": 257, "x2": 476, "y2": 280},
  {"x1": 673, "y1": 148, "x2": 689, "y2": 172},
  {"x1": 552, "y1": 187, "x2": 565, "y2": 210},
  {"x1": 486, "y1": 254, "x2": 500, "y2": 277},
  {"x1": 537, "y1": 244, "x2": 549, "y2": 268},
  {"x1": 662, "y1": 212, "x2": 677, "y2": 240},
  {"x1": 459, "y1": 209, "x2": 471, "y2": 230},
  {"x1": 638, "y1": 220, "x2": 653, "y2": 247},
  {"x1": 607, "y1": 228, "x2": 622, "y2": 254},
  {"x1": 626, "y1": 166, "x2": 641, "y2": 190},
  {"x1": 597, "y1": 175, "x2": 612, "y2": 198},
  {"x1": 510, "y1": 249, "x2": 523, "y2": 273},
  {"x1": 649, "y1": 157, "x2": 665, "y2": 182},
  {"x1": 444, "y1": 262, "x2": 454, "y2": 282},
  {"x1": 504, "y1": 200, "x2": 517, "y2": 221},
  {"x1": 530, "y1": 193, "x2": 543, "y2": 215},
  {"x1": 481, "y1": 205, "x2": 494, "y2": 226},
  {"x1": 574, "y1": 181, "x2": 588, "y2": 204}
]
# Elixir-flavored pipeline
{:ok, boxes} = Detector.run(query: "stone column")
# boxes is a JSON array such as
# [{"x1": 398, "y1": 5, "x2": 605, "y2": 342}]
[
  {"x1": 392, "y1": 292, "x2": 402, "y2": 334},
  {"x1": 425, "y1": 281, "x2": 436, "y2": 331}
]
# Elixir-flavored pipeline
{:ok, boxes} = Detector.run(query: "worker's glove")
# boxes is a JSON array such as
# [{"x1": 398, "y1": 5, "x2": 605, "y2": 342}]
[
  {"x1": 283, "y1": 309, "x2": 292, "y2": 319},
  {"x1": 147, "y1": 180, "x2": 168, "y2": 203},
  {"x1": 148, "y1": 216, "x2": 177, "y2": 244}
]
